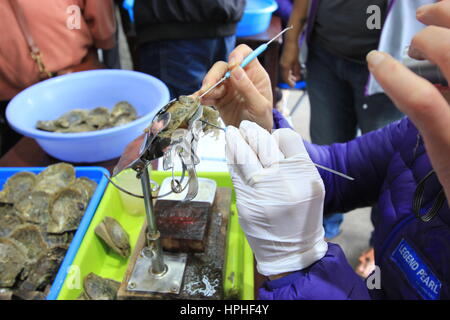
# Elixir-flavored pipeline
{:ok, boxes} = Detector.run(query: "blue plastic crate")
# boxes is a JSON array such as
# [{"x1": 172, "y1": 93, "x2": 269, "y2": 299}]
[{"x1": 0, "y1": 166, "x2": 110, "y2": 300}]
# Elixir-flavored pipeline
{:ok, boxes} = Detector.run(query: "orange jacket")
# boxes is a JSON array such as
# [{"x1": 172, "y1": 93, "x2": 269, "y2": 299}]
[{"x1": 0, "y1": 0, "x2": 116, "y2": 100}]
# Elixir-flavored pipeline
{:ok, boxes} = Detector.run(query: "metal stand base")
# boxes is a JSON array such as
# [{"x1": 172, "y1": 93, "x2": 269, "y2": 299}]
[{"x1": 127, "y1": 250, "x2": 187, "y2": 294}]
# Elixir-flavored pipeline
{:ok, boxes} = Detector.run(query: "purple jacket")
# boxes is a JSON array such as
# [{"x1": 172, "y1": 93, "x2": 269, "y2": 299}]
[{"x1": 258, "y1": 110, "x2": 450, "y2": 300}]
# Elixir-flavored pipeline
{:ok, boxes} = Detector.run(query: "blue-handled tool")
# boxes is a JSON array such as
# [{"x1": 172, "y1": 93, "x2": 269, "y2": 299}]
[{"x1": 199, "y1": 26, "x2": 293, "y2": 99}]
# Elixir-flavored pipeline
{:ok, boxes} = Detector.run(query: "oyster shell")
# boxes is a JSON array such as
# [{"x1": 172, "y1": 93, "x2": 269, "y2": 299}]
[
  {"x1": 18, "y1": 246, "x2": 66, "y2": 292},
  {"x1": 43, "y1": 232, "x2": 72, "y2": 248},
  {"x1": 0, "y1": 238, "x2": 28, "y2": 287},
  {"x1": 14, "y1": 191, "x2": 52, "y2": 225},
  {"x1": 10, "y1": 224, "x2": 48, "y2": 262},
  {"x1": 95, "y1": 217, "x2": 130, "y2": 258},
  {"x1": 34, "y1": 163, "x2": 76, "y2": 195},
  {"x1": 110, "y1": 101, "x2": 137, "y2": 126},
  {"x1": 47, "y1": 187, "x2": 87, "y2": 234},
  {"x1": 55, "y1": 123, "x2": 94, "y2": 133},
  {"x1": 82, "y1": 273, "x2": 120, "y2": 300},
  {"x1": 87, "y1": 107, "x2": 110, "y2": 130},
  {"x1": 1, "y1": 171, "x2": 37, "y2": 204},
  {"x1": 69, "y1": 178, "x2": 97, "y2": 203},
  {"x1": 158, "y1": 96, "x2": 220, "y2": 139},
  {"x1": 13, "y1": 290, "x2": 47, "y2": 300},
  {"x1": 55, "y1": 109, "x2": 88, "y2": 129},
  {"x1": 36, "y1": 120, "x2": 57, "y2": 132},
  {"x1": 36, "y1": 102, "x2": 137, "y2": 133},
  {"x1": 0, "y1": 204, "x2": 23, "y2": 238}
]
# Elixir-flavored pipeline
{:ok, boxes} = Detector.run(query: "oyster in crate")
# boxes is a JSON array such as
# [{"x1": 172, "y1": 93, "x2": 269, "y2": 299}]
[
  {"x1": 69, "y1": 177, "x2": 97, "y2": 203},
  {"x1": 47, "y1": 188, "x2": 87, "y2": 234},
  {"x1": 0, "y1": 238, "x2": 28, "y2": 287},
  {"x1": 34, "y1": 163, "x2": 76, "y2": 195},
  {"x1": 0, "y1": 204, "x2": 23, "y2": 238},
  {"x1": 10, "y1": 224, "x2": 48, "y2": 262},
  {"x1": 0, "y1": 171, "x2": 37, "y2": 204},
  {"x1": 18, "y1": 246, "x2": 67, "y2": 292},
  {"x1": 14, "y1": 191, "x2": 52, "y2": 226},
  {"x1": 95, "y1": 217, "x2": 130, "y2": 258},
  {"x1": 79, "y1": 273, "x2": 120, "y2": 300}
]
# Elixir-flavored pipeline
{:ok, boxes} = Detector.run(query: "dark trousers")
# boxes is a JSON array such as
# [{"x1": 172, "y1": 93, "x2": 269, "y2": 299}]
[
  {"x1": 306, "y1": 42, "x2": 404, "y2": 238},
  {"x1": 0, "y1": 100, "x2": 22, "y2": 156},
  {"x1": 138, "y1": 36, "x2": 236, "y2": 99}
]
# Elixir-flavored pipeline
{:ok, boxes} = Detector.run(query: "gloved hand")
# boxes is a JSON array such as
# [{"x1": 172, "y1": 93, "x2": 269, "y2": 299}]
[{"x1": 225, "y1": 121, "x2": 328, "y2": 277}]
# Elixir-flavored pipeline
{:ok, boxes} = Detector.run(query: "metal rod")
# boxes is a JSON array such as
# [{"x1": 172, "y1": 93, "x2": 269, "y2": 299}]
[
  {"x1": 140, "y1": 168, "x2": 166, "y2": 274},
  {"x1": 200, "y1": 119, "x2": 226, "y2": 132},
  {"x1": 199, "y1": 76, "x2": 227, "y2": 99},
  {"x1": 313, "y1": 163, "x2": 355, "y2": 181},
  {"x1": 266, "y1": 25, "x2": 293, "y2": 46},
  {"x1": 199, "y1": 26, "x2": 293, "y2": 100}
]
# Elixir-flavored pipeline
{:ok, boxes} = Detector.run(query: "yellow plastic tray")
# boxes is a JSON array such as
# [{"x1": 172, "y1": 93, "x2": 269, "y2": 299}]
[{"x1": 57, "y1": 171, "x2": 254, "y2": 300}]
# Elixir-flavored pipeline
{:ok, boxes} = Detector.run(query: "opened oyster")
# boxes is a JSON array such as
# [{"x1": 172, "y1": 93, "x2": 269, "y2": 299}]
[
  {"x1": 158, "y1": 96, "x2": 220, "y2": 139},
  {"x1": 36, "y1": 101, "x2": 138, "y2": 133},
  {"x1": 95, "y1": 217, "x2": 130, "y2": 258},
  {"x1": 78, "y1": 273, "x2": 120, "y2": 300}
]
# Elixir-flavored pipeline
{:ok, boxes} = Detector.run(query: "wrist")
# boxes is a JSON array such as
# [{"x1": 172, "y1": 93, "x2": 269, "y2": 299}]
[{"x1": 268, "y1": 272, "x2": 294, "y2": 281}]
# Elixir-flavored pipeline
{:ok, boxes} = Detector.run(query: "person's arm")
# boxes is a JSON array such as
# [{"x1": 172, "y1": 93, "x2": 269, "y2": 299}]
[
  {"x1": 274, "y1": 108, "x2": 408, "y2": 214},
  {"x1": 280, "y1": 0, "x2": 309, "y2": 87},
  {"x1": 83, "y1": 0, "x2": 116, "y2": 49},
  {"x1": 259, "y1": 243, "x2": 371, "y2": 300}
]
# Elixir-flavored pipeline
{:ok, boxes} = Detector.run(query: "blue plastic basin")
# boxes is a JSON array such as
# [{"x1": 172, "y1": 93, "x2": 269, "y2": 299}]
[
  {"x1": 0, "y1": 166, "x2": 110, "y2": 300},
  {"x1": 6, "y1": 70, "x2": 170, "y2": 163},
  {"x1": 236, "y1": 0, "x2": 278, "y2": 37}
]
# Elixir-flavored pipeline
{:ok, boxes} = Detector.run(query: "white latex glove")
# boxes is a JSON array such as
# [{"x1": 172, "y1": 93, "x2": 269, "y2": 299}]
[{"x1": 226, "y1": 121, "x2": 328, "y2": 277}]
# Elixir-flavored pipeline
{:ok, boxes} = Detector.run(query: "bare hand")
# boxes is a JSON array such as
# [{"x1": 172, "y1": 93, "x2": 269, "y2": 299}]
[
  {"x1": 193, "y1": 45, "x2": 273, "y2": 131},
  {"x1": 367, "y1": 0, "x2": 450, "y2": 201},
  {"x1": 280, "y1": 41, "x2": 302, "y2": 87}
]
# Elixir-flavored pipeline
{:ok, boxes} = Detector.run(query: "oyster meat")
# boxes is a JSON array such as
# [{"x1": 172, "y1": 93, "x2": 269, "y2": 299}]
[
  {"x1": 80, "y1": 273, "x2": 120, "y2": 300},
  {"x1": 0, "y1": 238, "x2": 28, "y2": 287},
  {"x1": 47, "y1": 188, "x2": 87, "y2": 234},
  {"x1": 95, "y1": 217, "x2": 130, "y2": 258}
]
